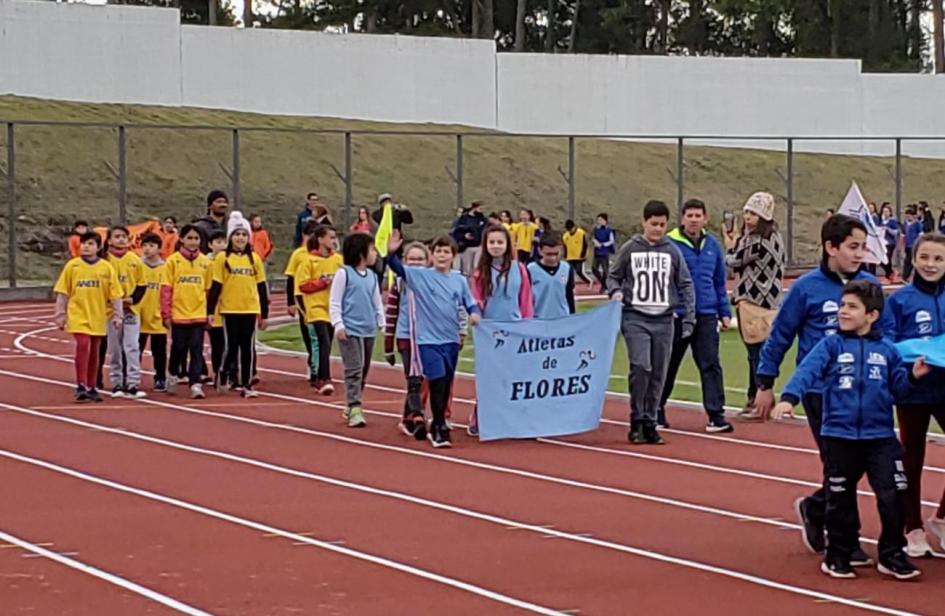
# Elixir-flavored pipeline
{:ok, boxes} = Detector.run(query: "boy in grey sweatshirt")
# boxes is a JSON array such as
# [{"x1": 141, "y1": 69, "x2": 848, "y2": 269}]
[{"x1": 607, "y1": 200, "x2": 695, "y2": 444}]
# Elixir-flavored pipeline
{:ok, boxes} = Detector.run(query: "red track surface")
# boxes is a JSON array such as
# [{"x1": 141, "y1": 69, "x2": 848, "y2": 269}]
[{"x1": 1, "y1": 301, "x2": 944, "y2": 615}]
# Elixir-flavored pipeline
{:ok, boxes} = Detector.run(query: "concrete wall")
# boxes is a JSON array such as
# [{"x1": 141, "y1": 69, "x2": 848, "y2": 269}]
[{"x1": 3, "y1": 0, "x2": 945, "y2": 155}]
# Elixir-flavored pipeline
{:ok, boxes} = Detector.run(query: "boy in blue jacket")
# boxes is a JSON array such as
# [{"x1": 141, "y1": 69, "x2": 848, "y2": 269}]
[
  {"x1": 755, "y1": 214, "x2": 893, "y2": 564},
  {"x1": 591, "y1": 213, "x2": 616, "y2": 292},
  {"x1": 659, "y1": 198, "x2": 732, "y2": 433},
  {"x1": 772, "y1": 280, "x2": 930, "y2": 580}
]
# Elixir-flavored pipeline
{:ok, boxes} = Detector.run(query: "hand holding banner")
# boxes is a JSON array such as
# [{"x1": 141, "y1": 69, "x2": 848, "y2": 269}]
[
  {"x1": 895, "y1": 334, "x2": 945, "y2": 368},
  {"x1": 473, "y1": 302, "x2": 621, "y2": 441}
]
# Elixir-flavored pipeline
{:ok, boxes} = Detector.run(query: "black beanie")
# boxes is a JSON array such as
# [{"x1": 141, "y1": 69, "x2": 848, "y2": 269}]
[{"x1": 207, "y1": 189, "x2": 228, "y2": 209}]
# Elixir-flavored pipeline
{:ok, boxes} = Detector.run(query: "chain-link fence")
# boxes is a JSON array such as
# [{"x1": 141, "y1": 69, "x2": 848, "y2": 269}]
[{"x1": 2, "y1": 119, "x2": 942, "y2": 287}]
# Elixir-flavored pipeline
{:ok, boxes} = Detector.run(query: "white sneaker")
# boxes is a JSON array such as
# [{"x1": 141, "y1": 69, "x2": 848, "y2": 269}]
[
  {"x1": 926, "y1": 516, "x2": 945, "y2": 552},
  {"x1": 905, "y1": 528, "x2": 933, "y2": 558},
  {"x1": 166, "y1": 376, "x2": 179, "y2": 395},
  {"x1": 190, "y1": 384, "x2": 205, "y2": 399}
]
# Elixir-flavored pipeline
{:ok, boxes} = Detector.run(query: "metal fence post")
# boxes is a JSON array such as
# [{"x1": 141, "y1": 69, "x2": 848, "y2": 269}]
[
  {"x1": 6, "y1": 122, "x2": 15, "y2": 288},
  {"x1": 786, "y1": 138, "x2": 794, "y2": 266},
  {"x1": 232, "y1": 129, "x2": 241, "y2": 211},
  {"x1": 676, "y1": 137, "x2": 684, "y2": 215},
  {"x1": 118, "y1": 126, "x2": 127, "y2": 224},
  {"x1": 344, "y1": 132, "x2": 353, "y2": 233},
  {"x1": 456, "y1": 135, "x2": 464, "y2": 211},
  {"x1": 568, "y1": 136, "x2": 575, "y2": 220},
  {"x1": 895, "y1": 138, "x2": 902, "y2": 221}
]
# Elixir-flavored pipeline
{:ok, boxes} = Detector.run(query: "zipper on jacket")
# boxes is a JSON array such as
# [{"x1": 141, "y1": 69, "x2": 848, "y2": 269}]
[{"x1": 857, "y1": 338, "x2": 865, "y2": 439}]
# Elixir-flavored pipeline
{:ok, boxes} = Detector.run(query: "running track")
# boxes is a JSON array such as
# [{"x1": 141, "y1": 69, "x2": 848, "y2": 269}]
[{"x1": 0, "y1": 301, "x2": 943, "y2": 615}]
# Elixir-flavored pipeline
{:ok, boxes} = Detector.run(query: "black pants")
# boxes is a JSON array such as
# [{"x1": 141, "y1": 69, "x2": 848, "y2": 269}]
[
  {"x1": 96, "y1": 336, "x2": 108, "y2": 389},
  {"x1": 516, "y1": 249, "x2": 531, "y2": 264},
  {"x1": 223, "y1": 315, "x2": 256, "y2": 389},
  {"x1": 568, "y1": 259, "x2": 591, "y2": 284},
  {"x1": 882, "y1": 244, "x2": 896, "y2": 279},
  {"x1": 745, "y1": 342, "x2": 762, "y2": 405},
  {"x1": 208, "y1": 326, "x2": 225, "y2": 376},
  {"x1": 312, "y1": 321, "x2": 334, "y2": 382},
  {"x1": 904, "y1": 246, "x2": 915, "y2": 281},
  {"x1": 429, "y1": 377, "x2": 452, "y2": 427},
  {"x1": 659, "y1": 315, "x2": 726, "y2": 421},
  {"x1": 298, "y1": 312, "x2": 315, "y2": 377},
  {"x1": 824, "y1": 436, "x2": 906, "y2": 563},
  {"x1": 139, "y1": 333, "x2": 167, "y2": 383},
  {"x1": 592, "y1": 256, "x2": 609, "y2": 288},
  {"x1": 169, "y1": 324, "x2": 204, "y2": 385},
  {"x1": 399, "y1": 342, "x2": 423, "y2": 419}
]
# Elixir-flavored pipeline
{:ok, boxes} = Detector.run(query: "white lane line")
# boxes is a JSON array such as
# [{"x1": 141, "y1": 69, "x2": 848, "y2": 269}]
[
  {"x1": 0, "y1": 368, "x2": 882, "y2": 547},
  {"x1": 0, "y1": 529, "x2": 214, "y2": 616},
  {"x1": 0, "y1": 449, "x2": 568, "y2": 616}
]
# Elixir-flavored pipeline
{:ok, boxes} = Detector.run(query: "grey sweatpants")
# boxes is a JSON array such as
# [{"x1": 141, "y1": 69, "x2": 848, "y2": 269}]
[
  {"x1": 621, "y1": 311, "x2": 674, "y2": 426},
  {"x1": 338, "y1": 335, "x2": 374, "y2": 409},
  {"x1": 108, "y1": 312, "x2": 141, "y2": 389}
]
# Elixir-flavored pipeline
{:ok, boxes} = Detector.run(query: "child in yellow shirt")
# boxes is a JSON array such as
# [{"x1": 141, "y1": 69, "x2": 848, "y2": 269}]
[
  {"x1": 138, "y1": 233, "x2": 167, "y2": 392},
  {"x1": 284, "y1": 219, "x2": 319, "y2": 382},
  {"x1": 206, "y1": 229, "x2": 228, "y2": 389},
  {"x1": 299, "y1": 225, "x2": 342, "y2": 394},
  {"x1": 102, "y1": 225, "x2": 148, "y2": 399},
  {"x1": 54, "y1": 232, "x2": 123, "y2": 403}
]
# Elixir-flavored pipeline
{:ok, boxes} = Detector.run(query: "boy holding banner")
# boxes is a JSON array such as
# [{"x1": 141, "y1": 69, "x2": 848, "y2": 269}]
[{"x1": 607, "y1": 201, "x2": 695, "y2": 445}]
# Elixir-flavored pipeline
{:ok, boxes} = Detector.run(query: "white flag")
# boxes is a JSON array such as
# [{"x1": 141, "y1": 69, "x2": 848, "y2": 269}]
[{"x1": 837, "y1": 181, "x2": 887, "y2": 265}]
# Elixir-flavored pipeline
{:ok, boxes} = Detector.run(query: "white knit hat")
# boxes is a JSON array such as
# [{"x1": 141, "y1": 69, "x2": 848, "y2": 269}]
[
  {"x1": 743, "y1": 192, "x2": 776, "y2": 222},
  {"x1": 227, "y1": 211, "x2": 252, "y2": 242}
]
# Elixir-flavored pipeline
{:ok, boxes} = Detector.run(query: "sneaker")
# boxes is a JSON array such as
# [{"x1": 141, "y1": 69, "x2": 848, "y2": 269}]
[
  {"x1": 74, "y1": 386, "x2": 90, "y2": 403},
  {"x1": 241, "y1": 388, "x2": 259, "y2": 399},
  {"x1": 466, "y1": 422, "x2": 479, "y2": 438},
  {"x1": 309, "y1": 376, "x2": 319, "y2": 387},
  {"x1": 87, "y1": 388, "x2": 103, "y2": 403},
  {"x1": 794, "y1": 497, "x2": 826, "y2": 554},
  {"x1": 318, "y1": 381, "x2": 335, "y2": 396},
  {"x1": 166, "y1": 376, "x2": 179, "y2": 395},
  {"x1": 191, "y1": 384, "x2": 205, "y2": 399},
  {"x1": 444, "y1": 419, "x2": 454, "y2": 431},
  {"x1": 905, "y1": 529, "x2": 933, "y2": 558},
  {"x1": 413, "y1": 418, "x2": 428, "y2": 442},
  {"x1": 821, "y1": 560, "x2": 856, "y2": 579},
  {"x1": 926, "y1": 516, "x2": 945, "y2": 552},
  {"x1": 250, "y1": 375, "x2": 260, "y2": 386},
  {"x1": 347, "y1": 407, "x2": 366, "y2": 428},
  {"x1": 706, "y1": 417, "x2": 734, "y2": 433},
  {"x1": 850, "y1": 547, "x2": 874, "y2": 567},
  {"x1": 398, "y1": 419, "x2": 418, "y2": 437},
  {"x1": 428, "y1": 424, "x2": 452, "y2": 448},
  {"x1": 125, "y1": 387, "x2": 147, "y2": 399},
  {"x1": 656, "y1": 411, "x2": 670, "y2": 429},
  {"x1": 111, "y1": 386, "x2": 125, "y2": 399},
  {"x1": 628, "y1": 423, "x2": 646, "y2": 445},
  {"x1": 153, "y1": 380, "x2": 167, "y2": 393},
  {"x1": 878, "y1": 553, "x2": 922, "y2": 580},
  {"x1": 643, "y1": 425, "x2": 666, "y2": 445}
]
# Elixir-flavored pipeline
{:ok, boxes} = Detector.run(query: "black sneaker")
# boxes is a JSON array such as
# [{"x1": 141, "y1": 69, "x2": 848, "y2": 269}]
[
  {"x1": 628, "y1": 423, "x2": 646, "y2": 445},
  {"x1": 821, "y1": 559, "x2": 856, "y2": 579},
  {"x1": 878, "y1": 553, "x2": 921, "y2": 580},
  {"x1": 850, "y1": 547, "x2": 874, "y2": 568},
  {"x1": 111, "y1": 386, "x2": 125, "y2": 399},
  {"x1": 706, "y1": 417, "x2": 734, "y2": 433},
  {"x1": 87, "y1": 388, "x2": 104, "y2": 403},
  {"x1": 153, "y1": 380, "x2": 167, "y2": 393},
  {"x1": 74, "y1": 386, "x2": 90, "y2": 403},
  {"x1": 643, "y1": 424, "x2": 666, "y2": 445},
  {"x1": 657, "y1": 411, "x2": 671, "y2": 429},
  {"x1": 793, "y1": 497, "x2": 826, "y2": 553},
  {"x1": 413, "y1": 418, "x2": 428, "y2": 442},
  {"x1": 428, "y1": 423, "x2": 452, "y2": 449}
]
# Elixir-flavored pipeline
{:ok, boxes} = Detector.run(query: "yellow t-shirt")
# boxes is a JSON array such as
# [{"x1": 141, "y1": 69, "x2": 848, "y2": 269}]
[
  {"x1": 138, "y1": 261, "x2": 167, "y2": 334},
  {"x1": 106, "y1": 251, "x2": 144, "y2": 315},
  {"x1": 161, "y1": 252, "x2": 212, "y2": 323},
  {"x1": 284, "y1": 246, "x2": 309, "y2": 296},
  {"x1": 298, "y1": 251, "x2": 343, "y2": 324},
  {"x1": 53, "y1": 257, "x2": 122, "y2": 336},
  {"x1": 563, "y1": 228, "x2": 587, "y2": 261},
  {"x1": 213, "y1": 251, "x2": 266, "y2": 315},
  {"x1": 513, "y1": 222, "x2": 537, "y2": 254}
]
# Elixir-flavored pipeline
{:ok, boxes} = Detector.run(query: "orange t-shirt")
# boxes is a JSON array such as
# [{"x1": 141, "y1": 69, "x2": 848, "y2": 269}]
[
  {"x1": 160, "y1": 231, "x2": 179, "y2": 260},
  {"x1": 68, "y1": 234, "x2": 81, "y2": 258},
  {"x1": 252, "y1": 229, "x2": 273, "y2": 261}
]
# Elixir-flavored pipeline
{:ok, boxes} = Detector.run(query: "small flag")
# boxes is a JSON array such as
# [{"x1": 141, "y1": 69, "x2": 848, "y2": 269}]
[
  {"x1": 374, "y1": 203, "x2": 393, "y2": 258},
  {"x1": 837, "y1": 181, "x2": 887, "y2": 264}
]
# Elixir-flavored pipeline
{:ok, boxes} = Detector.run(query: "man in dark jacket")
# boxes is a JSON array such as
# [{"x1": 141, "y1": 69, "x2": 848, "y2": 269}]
[
  {"x1": 294, "y1": 192, "x2": 321, "y2": 248},
  {"x1": 194, "y1": 189, "x2": 229, "y2": 254},
  {"x1": 372, "y1": 193, "x2": 414, "y2": 234},
  {"x1": 452, "y1": 201, "x2": 487, "y2": 275}
]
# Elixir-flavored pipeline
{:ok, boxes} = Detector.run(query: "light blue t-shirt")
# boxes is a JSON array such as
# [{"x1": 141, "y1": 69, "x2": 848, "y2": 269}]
[
  {"x1": 341, "y1": 266, "x2": 379, "y2": 337},
  {"x1": 528, "y1": 261, "x2": 571, "y2": 319},
  {"x1": 403, "y1": 266, "x2": 478, "y2": 345},
  {"x1": 483, "y1": 263, "x2": 525, "y2": 321}
]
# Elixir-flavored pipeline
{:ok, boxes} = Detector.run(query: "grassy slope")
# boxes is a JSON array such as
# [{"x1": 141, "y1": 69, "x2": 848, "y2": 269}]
[
  {"x1": 4, "y1": 95, "x2": 945, "y2": 284},
  {"x1": 258, "y1": 300, "x2": 798, "y2": 407}
]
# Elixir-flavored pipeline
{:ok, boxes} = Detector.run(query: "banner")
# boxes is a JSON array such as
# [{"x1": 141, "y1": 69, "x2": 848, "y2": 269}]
[
  {"x1": 895, "y1": 334, "x2": 945, "y2": 368},
  {"x1": 94, "y1": 219, "x2": 162, "y2": 256},
  {"x1": 473, "y1": 302, "x2": 621, "y2": 441},
  {"x1": 837, "y1": 181, "x2": 887, "y2": 264}
]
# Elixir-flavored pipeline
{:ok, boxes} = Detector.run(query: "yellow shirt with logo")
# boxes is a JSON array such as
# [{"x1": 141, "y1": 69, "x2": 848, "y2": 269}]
[
  {"x1": 563, "y1": 228, "x2": 587, "y2": 261},
  {"x1": 139, "y1": 261, "x2": 167, "y2": 334},
  {"x1": 512, "y1": 222, "x2": 537, "y2": 254},
  {"x1": 284, "y1": 246, "x2": 309, "y2": 296},
  {"x1": 106, "y1": 251, "x2": 144, "y2": 315},
  {"x1": 54, "y1": 257, "x2": 122, "y2": 336},
  {"x1": 161, "y1": 252, "x2": 212, "y2": 323},
  {"x1": 298, "y1": 251, "x2": 343, "y2": 323},
  {"x1": 213, "y1": 251, "x2": 267, "y2": 315}
]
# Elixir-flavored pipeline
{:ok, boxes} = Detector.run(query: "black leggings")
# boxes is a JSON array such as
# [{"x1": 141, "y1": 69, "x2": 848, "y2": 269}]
[
  {"x1": 313, "y1": 321, "x2": 334, "y2": 382},
  {"x1": 169, "y1": 324, "x2": 204, "y2": 384},
  {"x1": 398, "y1": 343, "x2": 424, "y2": 419},
  {"x1": 298, "y1": 312, "x2": 314, "y2": 375},
  {"x1": 568, "y1": 260, "x2": 591, "y2": 284},
  {"x1": 139, "y1": 333, "x2": 167, "y2": 383},
  {"x1": 208, "y1": 326, "x2": 225, "y2": 376},
  {"x1": 223, "y1": 315, "x2": 256, "y2": 389},
  {"x1": 429, "y1": 377, "x2": 452, "y2": 427}
]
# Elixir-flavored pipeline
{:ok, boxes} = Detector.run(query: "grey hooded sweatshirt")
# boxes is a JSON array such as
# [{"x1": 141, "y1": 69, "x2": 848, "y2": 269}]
[{"x1": 606, "y1": 234, "x2": 696, "y2": 331}]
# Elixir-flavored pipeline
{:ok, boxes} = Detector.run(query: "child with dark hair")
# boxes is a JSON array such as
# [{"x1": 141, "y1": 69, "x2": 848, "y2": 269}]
[
  {"x1": 387, "y1": 234, "x2": 481, "y2": 447},
  {"x1": 160, "y1": 217, "x2": 178, "y2": 260},
  {"x1": 773, "y1": 280, "x2": 930, "y2": 580},
  {"x1": 54, "y1": 231, "x2": 123, "y2": 403},
  {"x1": 592, "y1": 213, "x2": 616, "y2": 291},
  {"x1": 608, "y1": 200, "x2": 695, "y2": 445},
  {"x1": 68, "y1": 221, "x2": 89, "y2": 258},
  {"x1": 527, "y1": 233, "x2": 575, "y2": 318},
  {"x1": 329, "y1": 233, "x2": 385, "y2": 428},
  {"x1": 284, "y1": 219, "x2": 321, "y2": 384},
  {"x1": 903, "y1": 206, "x2": 924, "y2": 281},
  {"x1": 102, "y1": 225, "x2": 148, "y2": 399},
  {"x1": 512, "y1": 209, "x2": 538, "y2": 263},
  {"x1": 138, "y1": 233, "x2": 168, "y2": 392},
  {"x1": 756, "y1": 213, "x2": 894, "y2": 565},
  {"x1": 563, "y1": 219, "x2": 591, "y2": 285},
  {"x1": 298, "y1": 225, "x2": 342, "y2": 393}
]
